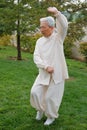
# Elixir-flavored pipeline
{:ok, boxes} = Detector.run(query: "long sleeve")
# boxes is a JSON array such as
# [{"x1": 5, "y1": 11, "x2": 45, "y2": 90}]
[
  {"x1": 33, "y1": 41, "x2": 49, "y2": 69},
  {"x1": 55, "y1": 11, "x2": 68, "y2": 42}
]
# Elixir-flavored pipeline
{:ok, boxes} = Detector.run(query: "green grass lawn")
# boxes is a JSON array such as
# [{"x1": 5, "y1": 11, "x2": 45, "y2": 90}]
[{"x1": 0, "y1": 45, "x2": 87, "y2": 130}]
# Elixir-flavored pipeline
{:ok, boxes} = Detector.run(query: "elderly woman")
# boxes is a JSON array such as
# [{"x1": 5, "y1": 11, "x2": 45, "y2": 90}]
[{"x1": 30, "y1": 7, "x2": 69, "y2": 125}]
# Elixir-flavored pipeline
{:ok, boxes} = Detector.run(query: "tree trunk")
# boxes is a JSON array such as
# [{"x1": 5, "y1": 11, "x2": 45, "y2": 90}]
[
  {"x1": 17, "y1": 0, "x2": 22, "y2": 60},
  {"x1": 17, "y1": 28, "x2": 21, "y2": 60}
]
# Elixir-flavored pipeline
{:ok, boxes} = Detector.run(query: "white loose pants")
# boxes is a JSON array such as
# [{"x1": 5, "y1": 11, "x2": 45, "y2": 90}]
[{"x1": 30, "y1": 79, "x2": 65, "y2": 118}]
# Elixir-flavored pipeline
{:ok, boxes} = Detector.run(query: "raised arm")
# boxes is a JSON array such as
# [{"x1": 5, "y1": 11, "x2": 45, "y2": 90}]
[
  {"x1": 47, "y1": 7, "x2": 68, "y2": 41},
  {"x1": 55, "y1": 11, "x2": 68, "y2": 41}
]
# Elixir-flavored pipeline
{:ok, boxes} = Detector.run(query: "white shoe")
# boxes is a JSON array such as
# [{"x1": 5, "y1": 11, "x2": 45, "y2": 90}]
[
  {"x1": 36, "y1": 111, "x2": 43, "y2": 120},
  {"x1": 44, "y1": 118, "x2": 55, "y2": 125}
]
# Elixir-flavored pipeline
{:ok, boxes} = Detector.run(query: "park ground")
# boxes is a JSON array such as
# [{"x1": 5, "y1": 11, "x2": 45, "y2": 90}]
[{"x1": 0, "y1": 45, "x2": 87, "y2": 130}]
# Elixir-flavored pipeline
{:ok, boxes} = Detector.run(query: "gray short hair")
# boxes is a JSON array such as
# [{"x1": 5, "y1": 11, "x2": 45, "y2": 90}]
[{"x1": 40, "y1": 16, "x2": 55, "y2": 27}]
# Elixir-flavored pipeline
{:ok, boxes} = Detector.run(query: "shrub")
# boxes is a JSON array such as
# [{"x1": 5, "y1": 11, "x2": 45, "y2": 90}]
[
  {"x1": 0, "y1": 35, "x2": 11, "y2": 46},
  {"x1": 64, "y1": 36, "x2": 74, "y2": 58},
  {"x1": 79, "y1": 42, "x2": 87, "y2": 63},
  {"x1": 21, "y1": 33, "x2": 42, "y2": 54}
]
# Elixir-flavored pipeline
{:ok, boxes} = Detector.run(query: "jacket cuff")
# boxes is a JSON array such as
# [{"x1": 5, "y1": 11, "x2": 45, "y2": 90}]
[
  {"x1": 54, "y1": 11, "x2": 61, "y2": 17},
  {"x1": 44, "y1": 64, "x2": 49, "y2": 70}
]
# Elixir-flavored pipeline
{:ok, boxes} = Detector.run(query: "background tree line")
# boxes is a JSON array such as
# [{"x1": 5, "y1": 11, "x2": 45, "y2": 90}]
[{"x1": 0, "y1": 0, "x2": 87, "y2": 60}]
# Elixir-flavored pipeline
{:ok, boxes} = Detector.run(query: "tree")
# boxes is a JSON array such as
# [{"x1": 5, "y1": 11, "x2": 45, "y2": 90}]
[
  {"x1": 0, "y1": 0, "x2": 87, "y2": 59},
  {"x1": 0, "y1": 0, "x2": 37, "y2": 60},
  {"x1": 0, "y1": 0, "x2": 49, "y2": 60},
  {"x1": 0, "y1": 0, "x2": 22, "y2": 60}
]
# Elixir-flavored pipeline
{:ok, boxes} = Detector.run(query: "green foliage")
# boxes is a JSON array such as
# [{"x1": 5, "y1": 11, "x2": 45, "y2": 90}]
[
  {"x1": 68, "y1": 22, "x2": 85, "y2": 42},
  {"x1": 80, "y1": 42, "x2": 87, "y2": 63},
  {"x1": 62, "y1": 1, "x2": 87, "y2": 42},
  {"x1": 0, "y1": 0, "x2": 16, "y2": 35},
  {"x1": 64, "y1": 19, "x2": 85, "y2": 58},
  {"x1": 21, "y1": 33, "x2": 42, "y2": 54},
  {"x1": 0, "y1": 0, "x2": 87, "y2": 60},
  {"x1": 64, "y1": 36, "x2": 74, "y2": 58},
  {"x1": 0, "y1": 35, "x2": 11, "y2": 46}
]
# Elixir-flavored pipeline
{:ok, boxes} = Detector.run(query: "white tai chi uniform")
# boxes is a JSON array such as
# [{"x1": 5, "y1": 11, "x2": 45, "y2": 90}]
[{"x1": 30, "y1": 11, "x2": 69, "y2": 118}]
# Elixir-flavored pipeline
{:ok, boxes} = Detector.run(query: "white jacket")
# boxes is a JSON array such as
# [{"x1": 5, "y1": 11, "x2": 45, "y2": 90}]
[{"x1": 33, "y1": 11, "x2": 69, "y2": 85}]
